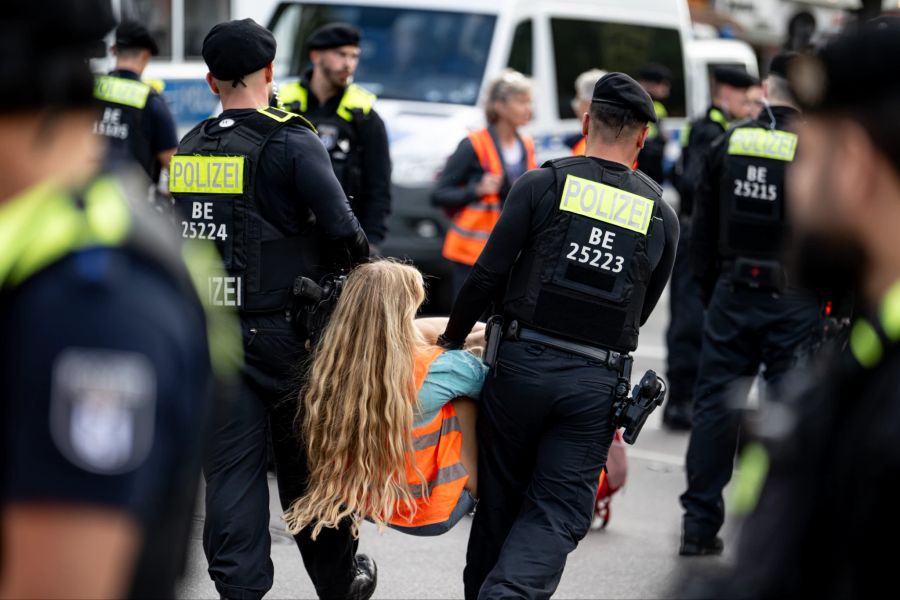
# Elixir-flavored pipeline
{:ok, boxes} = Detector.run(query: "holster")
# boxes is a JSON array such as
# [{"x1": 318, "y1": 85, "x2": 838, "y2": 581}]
[
  {"x1": 731, "y1": 257, "x2": 786, "y2": 292},
  {"x1": 482, "y1": 315, "x2": 504, "y2": 368}
]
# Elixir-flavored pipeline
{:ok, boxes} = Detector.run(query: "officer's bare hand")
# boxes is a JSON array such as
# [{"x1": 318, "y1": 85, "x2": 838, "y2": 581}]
[{"x1": 475, "y1": 173, "x2": 502, "y2": 196}]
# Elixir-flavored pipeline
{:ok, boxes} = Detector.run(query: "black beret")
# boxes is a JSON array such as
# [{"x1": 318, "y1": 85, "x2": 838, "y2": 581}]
[
  {"x1": 202, "y1": 19, "x2": 276, "y2": 81},
  {"x1": 637, "y1": 63, "x2": 673, "y2": 84},
  {"x1": 308, "y1": 23, "x2": 361, "y2": 50},
  {"x1": 713, "y1": 66, "x2": 758, "y2": 88},
  {"x1": 592, "y1": 72, "x2": 658, "y2": 123},
  {"x1": 0, "y1": 0, "x2": 115, "y2": 111},
  {"x1": 116, "y1": 20, "x2": 159, "y2": 55},
  {"x1": 767, "y1": 51, "x2": 798, "y2": 79},
  {"x1": 788, "y1": 21, "x2": 900, "y2": 113}
]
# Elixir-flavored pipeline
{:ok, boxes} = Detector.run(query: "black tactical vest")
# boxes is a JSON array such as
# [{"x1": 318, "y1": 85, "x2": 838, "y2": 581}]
[
  {"x1": 503, "y1": 157, "x2": 663, "y2": 352},
  {"x1": 718, "y1": 122, "x2": 798, "y2": 262},
  {"x1": 170, "y1": 107, "x2": 328, "y2": 313},
  {"x1": 93, "y1": 74, "x2": 155, "y2": 180}
]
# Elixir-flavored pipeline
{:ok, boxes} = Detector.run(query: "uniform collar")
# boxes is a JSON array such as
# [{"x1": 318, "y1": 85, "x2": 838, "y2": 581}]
[{"x1": 109, "y1": 68, "x2": 141, "y2": 81}]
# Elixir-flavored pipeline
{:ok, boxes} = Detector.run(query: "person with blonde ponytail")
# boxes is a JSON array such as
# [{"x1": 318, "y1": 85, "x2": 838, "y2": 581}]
[{"x1": 284, "y1": 260, "x2": 485, "y2": 539}]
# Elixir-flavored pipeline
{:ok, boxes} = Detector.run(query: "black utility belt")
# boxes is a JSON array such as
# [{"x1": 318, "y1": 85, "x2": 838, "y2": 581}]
[
  {"x1": 484, "y1": 317, "x2": 631, "y2": 374},
  {"x1": 724, "y1": 257, "x2": 786, "y2": 292}
]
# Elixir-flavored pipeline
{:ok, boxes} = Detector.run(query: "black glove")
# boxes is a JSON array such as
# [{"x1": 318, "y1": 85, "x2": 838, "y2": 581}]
[{"x1": 436, "y1": 333, "x2": 464, "y2": 350}]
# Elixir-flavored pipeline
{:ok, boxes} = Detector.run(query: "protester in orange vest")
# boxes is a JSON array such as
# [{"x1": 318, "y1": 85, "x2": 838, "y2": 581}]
[
  {"x1": 568, "y1": 69, "x2": 607, "y2": 156},
  {"x1": 433, "y1": 70, "x2": 537, "y2": 296},
  {"x1": 284, "y1": 261, "x2": 486, "y2": 538}
]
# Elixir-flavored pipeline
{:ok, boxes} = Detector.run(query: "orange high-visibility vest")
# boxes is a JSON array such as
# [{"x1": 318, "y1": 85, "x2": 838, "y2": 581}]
[
  {"x1": 388, "y1": 347, "x2": 469, "y2": 528},
  {"x1": 441, "y1": 128, "x2": 537, "y2": 266},
  {"x1": 572, "y1": 136, "x2": 587, "y2": 156}
]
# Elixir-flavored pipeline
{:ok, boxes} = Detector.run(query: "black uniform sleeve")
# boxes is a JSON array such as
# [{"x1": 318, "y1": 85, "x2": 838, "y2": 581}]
[
  {"x1": 431, "y1": 138, "x2": 483, "y2": 210},
  {"x1": 690, "y1": 135, "x2": 728, "y2": 304},
  {"x1": 678, "y1": 119, "x2": 725, "y2": 215},
  {"x1": 146, "y1": 93, "x2": 179, "y2": 154},
  {"x1": 641, "y1": 198, "x2": 680, "y2": 324},
  {"x1": 442, "y1": 169, "x2": 557, "y2": 344},
  {"x1": 0, "y1": 248, "x2": 211, "y2": 523},
  {"x1": 358, "y1": 110, "x2": 392, "y2": 246},
  {"x1": 285, "y1": 126, "x2": 369, "y2": 263}
]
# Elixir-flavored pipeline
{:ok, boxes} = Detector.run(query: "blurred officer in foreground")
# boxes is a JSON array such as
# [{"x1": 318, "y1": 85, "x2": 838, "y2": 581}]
[
  {"x1": 664, "y1": 66, "x2": 759, "y2": 430},
  {"x1": 686, "y1": 22, "x2": 900, "y2": 597},
  {"x1": 679, "y1": 52, "x2": 820, "y2": 556},
  {"x1": 0, "y1": 1, "x2": 235, "y2": 598},
  {"x1": 171, "y1": 19, "x2": 372, "y2": 600},
  {"x1": 438, "y1": 73, "x2": 678, "y2": 599},
  {"x1": 94, "y1": 20, "x2": 178, "y2": 186},
  {"x1": 277, "y1": 23, "x2": 391, "y2": 254},
  {"x1": 567, "y1": 68, "x2": 607, "y2": 155},
  {"x1": 433, "y1": 70, "x2": 536, "y2": 297},
  {"x1": 636, "y1": 63, "x2": 673, "y2": 185}
]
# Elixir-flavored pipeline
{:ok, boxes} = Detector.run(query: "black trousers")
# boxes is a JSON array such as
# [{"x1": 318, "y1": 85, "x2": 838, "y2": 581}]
[
  {"x1": 665, "y1": 220, "x2": 704, "y2": 407},
  {"x1": 680, "y1": 276, "x2": 820, "y2": 540},
  {"x1": 202, "y1": 314, "x2": 357, "y2": 600},
  {"x1": 464, "y1": 339, "x2": 619, "y2": 600}
]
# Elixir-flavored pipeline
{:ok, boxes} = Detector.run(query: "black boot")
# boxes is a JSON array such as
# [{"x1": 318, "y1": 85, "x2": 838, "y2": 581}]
[
  {"x1": 345, "y1": 554, "x2": 377, "y2": 600},
  {"x1": 679, "y1": 534, "x2": 724, "y2": 556}
]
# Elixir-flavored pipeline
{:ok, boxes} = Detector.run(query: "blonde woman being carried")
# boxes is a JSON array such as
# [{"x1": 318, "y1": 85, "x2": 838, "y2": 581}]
[{"x1": 285, "y1": 260, "x2": 485, "y2": 539}]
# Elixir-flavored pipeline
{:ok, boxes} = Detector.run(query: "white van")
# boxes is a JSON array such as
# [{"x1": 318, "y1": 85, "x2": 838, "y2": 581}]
[{"x1": 265, "y1": 0, "x2": 695, "y2": 306}]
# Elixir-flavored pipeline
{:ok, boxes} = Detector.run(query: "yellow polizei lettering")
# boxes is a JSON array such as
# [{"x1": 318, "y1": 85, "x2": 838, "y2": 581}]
[
  {"x1": 559, "y1": 174, "x2": 654, "y2": 235},
  {"x1": 728, "y1": 128, "x2": 798, "y2": 161},
  {"x1": 94, "y1": 75, "x2": 150, "y2": 109},
  {"x1": 169, "y1": 155, "x2": 245, "y2": 194}
]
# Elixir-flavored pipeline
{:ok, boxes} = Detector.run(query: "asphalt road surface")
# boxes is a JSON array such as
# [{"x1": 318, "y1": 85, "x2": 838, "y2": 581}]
[{"x1": 178, "y1": 287, "x2": 740, "y2": 599}]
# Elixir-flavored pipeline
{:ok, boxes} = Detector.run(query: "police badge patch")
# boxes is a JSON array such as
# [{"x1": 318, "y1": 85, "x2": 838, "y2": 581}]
[
  {"x1": 50, "y1": 349, "x2": 156, "y2": 475},
  {"x1": 317, "y1": 123, "x2": 340, "y2": 151}
]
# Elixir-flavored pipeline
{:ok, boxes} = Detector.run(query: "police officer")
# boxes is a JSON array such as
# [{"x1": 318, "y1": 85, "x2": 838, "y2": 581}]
[
  {"x1": 276, "y1": 23, "x2": 391, "y2": 254},
  {"x1": 170, "y1": 19, "x2": 373, "y2": 600},
  {"x1": 664, "y1": 66, "x2": 759, "y2": 429},
  {"x1": 93, "y1": 20, "x2": 179, "y2": 185},
  {"x1": 679, "y1": 52, "x2": 820, "y2": 556},
  {"x1": 636, "y1": 63, "x2": 673, "y2": 185},
  {"x1": 683, "y1": 22, "x2": 900, "y2": 597},
  {"x1": 438, "y1": 73, "x2": 679, "y2": 599},
  {"x1": 0, "y1": 1, "x2": 235, "y2": 597}
]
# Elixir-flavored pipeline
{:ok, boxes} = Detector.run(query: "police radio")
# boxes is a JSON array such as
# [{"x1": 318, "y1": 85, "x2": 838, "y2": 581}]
[
  {"x1": 291, "y1": 273, "x2": 346, "y2": 346},
  {"x1": 613, "y1": 370, "x2": 667, "y2": 444}
]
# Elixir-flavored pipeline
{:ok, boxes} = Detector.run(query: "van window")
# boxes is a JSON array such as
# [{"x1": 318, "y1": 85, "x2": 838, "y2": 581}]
[
  {"x1": 184, "y1": 0, "x2": 231, "y2": 58},
  {"x1": 551, "y1": 18, "x2": 686, "y2": 118},
  {"x1": 120, "y1": 0, "x2": 172, "y2": 58},
  {"x1": 507, "y1": 20, "x2": 533, "y2": 77},
  {"x1": 270, "y1": 3, "x2": 496, "y2": 105}
]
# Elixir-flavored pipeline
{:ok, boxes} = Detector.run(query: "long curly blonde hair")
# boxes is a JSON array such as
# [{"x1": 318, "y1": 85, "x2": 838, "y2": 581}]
[{"x1": 284, "y1": 260, "x2": 429, "y2": 539}]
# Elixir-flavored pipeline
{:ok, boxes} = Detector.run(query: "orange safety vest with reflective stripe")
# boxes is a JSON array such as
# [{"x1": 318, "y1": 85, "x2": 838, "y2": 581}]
[
  {"x1": 442, "y1": 128, "x2": 537, "y2": 266},
  {"x1": 572, "y1": 136, "x2": 587, "y2": 156},
  {"x1": 389, "y1": 347, "x2": 469, "y2": 528}
]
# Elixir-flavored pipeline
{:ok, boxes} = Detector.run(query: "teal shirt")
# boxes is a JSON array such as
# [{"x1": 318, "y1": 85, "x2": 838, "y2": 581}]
[{"x1": 414, "y1": 350, "x2": 486, "y2": 428}]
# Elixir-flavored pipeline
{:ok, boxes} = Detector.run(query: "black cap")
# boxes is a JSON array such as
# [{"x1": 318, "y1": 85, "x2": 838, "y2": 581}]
[
  {"x1": 767, "y1": 51, "x2": 798, "y2": 79},
  {"x1": 202, "y1": 19, "x2": 276, "y2": 81},
  {"x1": 307, "y1": 23, "x2": 361, "y2": 50},
  {"x1": 116, "y1": 20, "x2": 159, "y2": 55},
  {"x1": 592, "y1": 72, "x2": 658, "y2": 123},
  {"x1": 0, "y1": 0, "x2": 115, "y2": 111},
  {"x1": 637, "y1": 63, "x2": 672, "y2": 84},
  {"x1": 713, "y1": 66, "x2": 758, "y2": 88},
  {"x1": 788, "y1": 21, "x2": 900, "y2": 113}
]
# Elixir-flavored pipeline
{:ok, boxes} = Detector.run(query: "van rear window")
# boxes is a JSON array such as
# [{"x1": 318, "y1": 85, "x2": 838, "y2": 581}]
[
  {"x1": 270, "y1": 3, "x2": 496, "y2": 106},
  {"x1": 551, "y1": 18, "x2": 685, "y2": 118}
]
